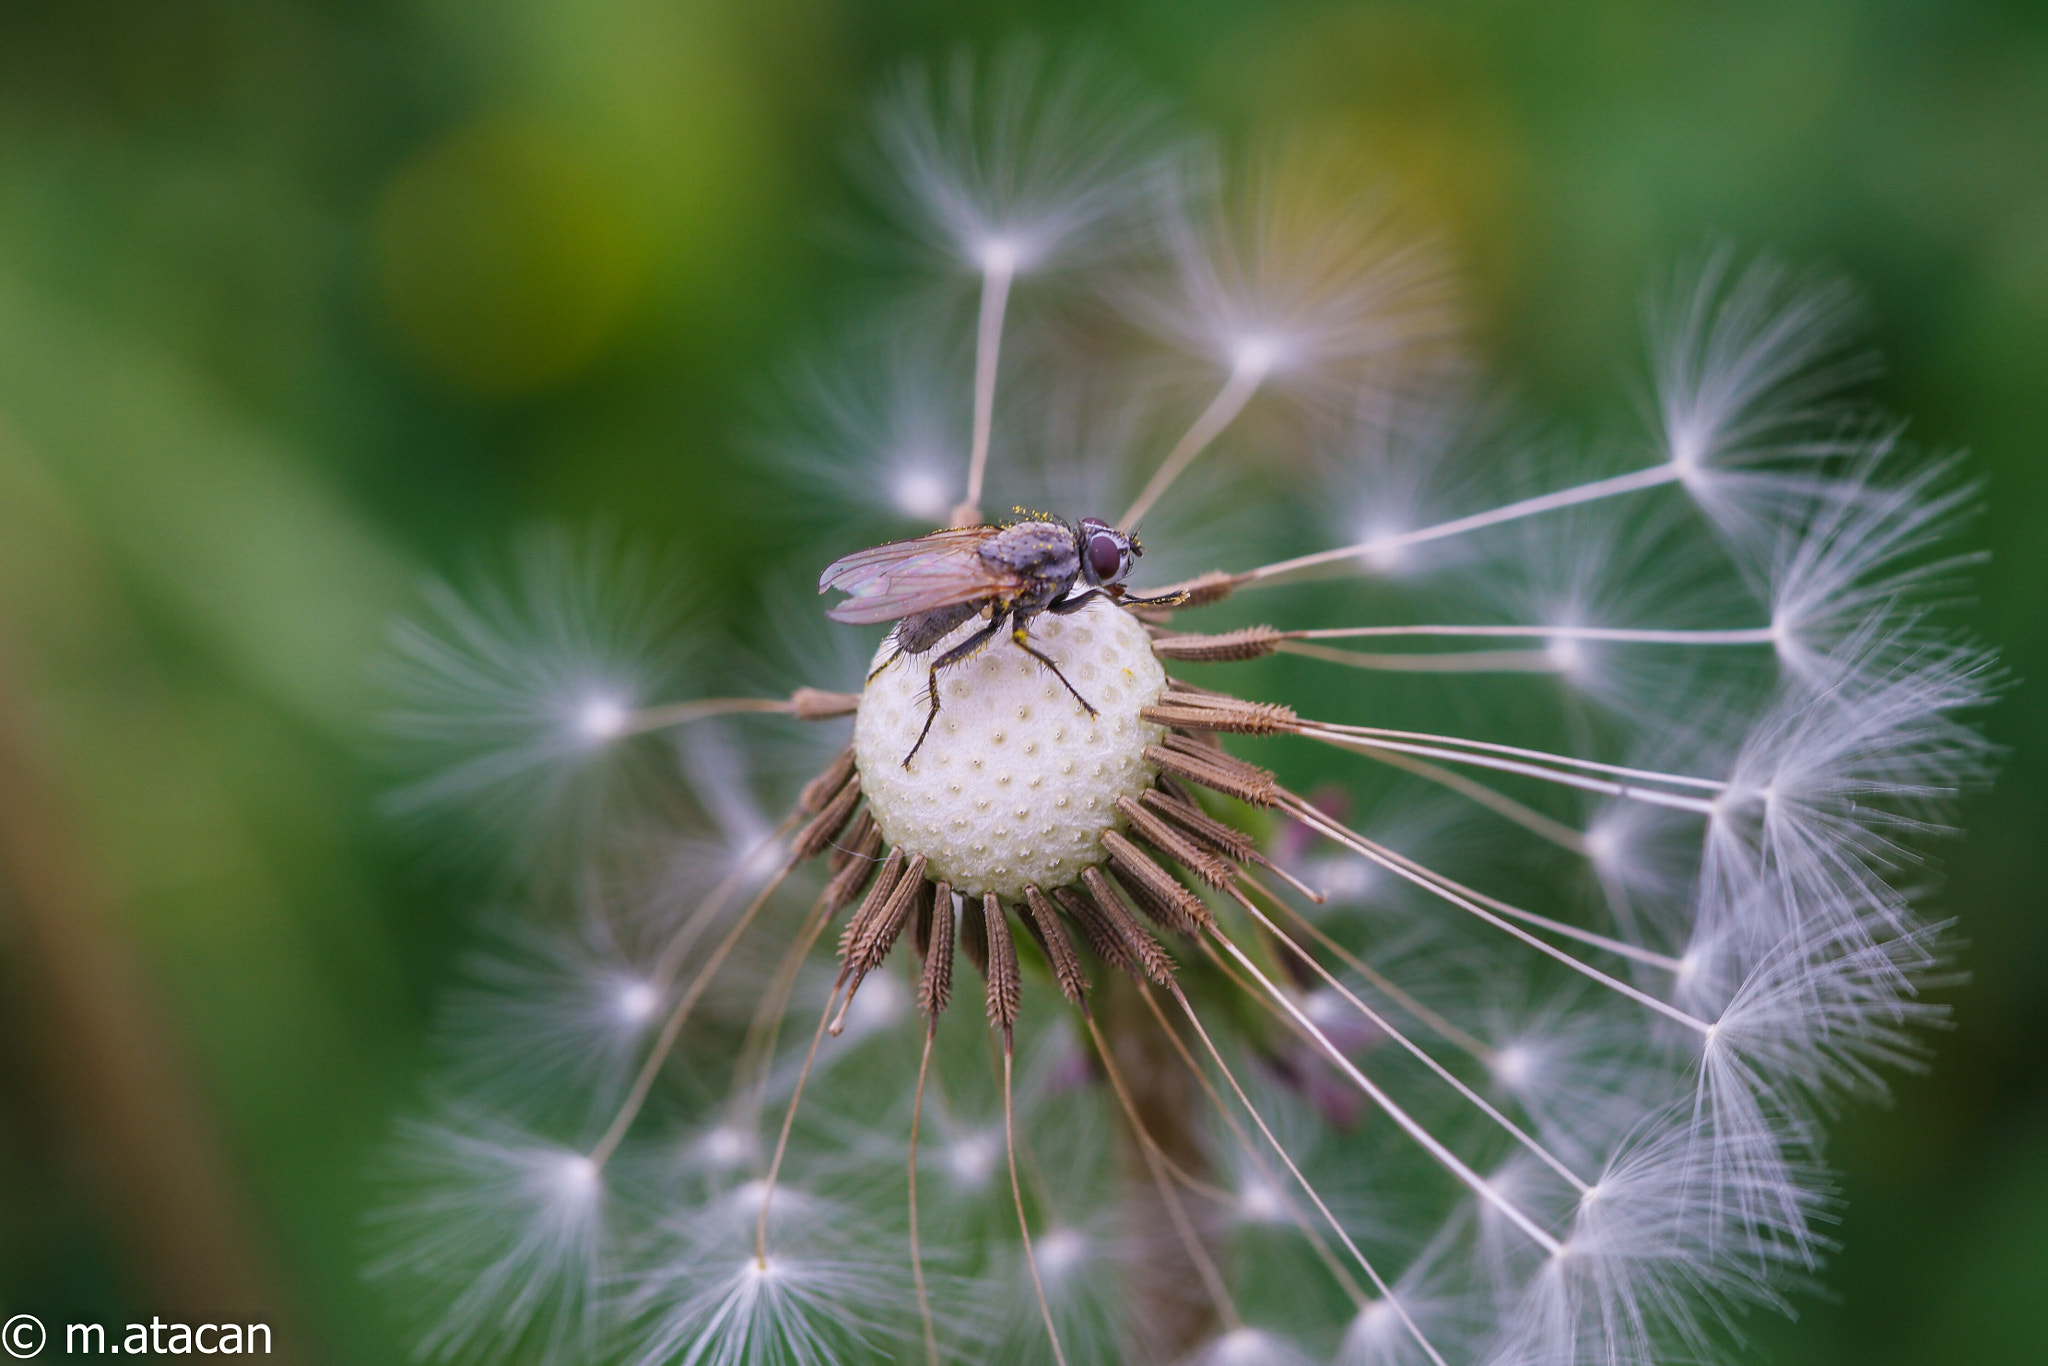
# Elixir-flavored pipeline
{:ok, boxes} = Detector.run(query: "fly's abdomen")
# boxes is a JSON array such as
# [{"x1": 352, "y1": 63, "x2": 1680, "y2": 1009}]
[{"x1": 895, "y1": 601, "x2": 981, "y2": 654}]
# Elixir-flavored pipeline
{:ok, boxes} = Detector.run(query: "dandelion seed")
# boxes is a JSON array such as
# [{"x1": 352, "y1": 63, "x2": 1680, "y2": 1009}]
[
  {"x1": 864, "y1": 44, "x2": 1175, "y2": 276},
  {"x1": 378, "y1": 50, "x2": 1991, "y2": 1366},
  {"x1": 369, "y1": 1112, "x2": 615, "y2": 1365}
]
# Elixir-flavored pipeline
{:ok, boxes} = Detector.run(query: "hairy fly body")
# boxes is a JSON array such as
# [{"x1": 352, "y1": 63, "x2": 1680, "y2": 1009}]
[{"x1": 819, "y1": 515, "x2": 1185, "y2": 764}]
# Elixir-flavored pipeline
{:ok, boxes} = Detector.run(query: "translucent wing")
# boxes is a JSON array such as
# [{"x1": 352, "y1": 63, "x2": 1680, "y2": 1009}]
[
  {"x1": 816, "y1": 527, "x2": 993, "y2": 586},
  {"x1": 818, "y1": 528, "x2": 1020, "y2": 625}
]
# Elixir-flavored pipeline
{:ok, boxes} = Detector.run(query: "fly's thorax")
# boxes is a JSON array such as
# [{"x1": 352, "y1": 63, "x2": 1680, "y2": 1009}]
[
  {"x1": 854, "y1": 598, "x2": 1167, "y2": 900},
  {"x1": 979, "y1": 520, "x2": 1081, "y2": 578}
]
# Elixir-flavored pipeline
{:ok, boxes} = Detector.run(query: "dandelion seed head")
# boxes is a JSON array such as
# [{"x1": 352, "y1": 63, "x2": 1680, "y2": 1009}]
[{"x1": 853, "y1": 598, "x2": 1165, "y2": 898}]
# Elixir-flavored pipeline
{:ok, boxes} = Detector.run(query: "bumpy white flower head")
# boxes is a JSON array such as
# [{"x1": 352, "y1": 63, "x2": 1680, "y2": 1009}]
[
  {"x1": 375, "y1": 43, "x2": 1992, "y2": 1366},
  {"x1": 855, "y1": 600, "x2": 1166, "y2": 899}
]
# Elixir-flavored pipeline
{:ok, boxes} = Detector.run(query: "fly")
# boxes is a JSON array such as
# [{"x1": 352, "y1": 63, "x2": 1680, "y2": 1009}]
[{"x1": 819, "y1": 514, "x2": 1187, "y2": 765}]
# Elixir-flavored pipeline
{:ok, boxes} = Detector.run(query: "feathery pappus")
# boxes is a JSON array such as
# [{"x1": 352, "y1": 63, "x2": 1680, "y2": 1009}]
[{"x1": 373, "y1": 43, "x2": 1994, "y2": 1366}]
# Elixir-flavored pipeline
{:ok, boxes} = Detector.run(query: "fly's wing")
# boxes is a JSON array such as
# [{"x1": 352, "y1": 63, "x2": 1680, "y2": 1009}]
[
  {"x1": 817, "y1": 529, "x2": 1020, "y2": 625},
  {"x1": 816, "y1": 527, "x2": 992, "y2": 586}
]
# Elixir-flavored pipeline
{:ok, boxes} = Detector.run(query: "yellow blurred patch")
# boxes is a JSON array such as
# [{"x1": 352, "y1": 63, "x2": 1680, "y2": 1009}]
[{"x1": 370, "y1": 121, "x2": 646, "y2": 396}]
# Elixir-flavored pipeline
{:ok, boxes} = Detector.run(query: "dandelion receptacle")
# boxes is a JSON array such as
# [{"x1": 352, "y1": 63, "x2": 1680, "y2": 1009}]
[{"x1": 374, "y1": 45, "x2": 1995, "y2": 1366}]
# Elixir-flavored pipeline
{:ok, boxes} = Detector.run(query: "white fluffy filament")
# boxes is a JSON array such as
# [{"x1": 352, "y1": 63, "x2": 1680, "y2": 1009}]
[
  {"x1": 1282, "y1": 796, "x2": 1714, "y2": 1035},
  {"x1": 1204, "y1": 923, "x2": 1566, "y2": 1254},
  {"x1": 1225, "y1": 885, "x2": 1593, "y2": 1194},
  {"x1": 1298, "y1": 726, "x2": 1721, "y2": 814},
  {"x1": 1166, "y1": 985, "x2": 1452, "y2": 1366}
]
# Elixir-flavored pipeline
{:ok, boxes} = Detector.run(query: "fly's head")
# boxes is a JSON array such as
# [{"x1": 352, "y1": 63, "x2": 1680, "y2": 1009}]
[{"x1": 1077, "y1": 517, "x2": 1140, "y2": 589}]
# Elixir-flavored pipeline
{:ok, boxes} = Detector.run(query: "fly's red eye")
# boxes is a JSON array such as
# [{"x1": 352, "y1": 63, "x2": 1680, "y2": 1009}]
[{"x1": 1088, "y1": 534, "x2": 1124, "y2": 582}]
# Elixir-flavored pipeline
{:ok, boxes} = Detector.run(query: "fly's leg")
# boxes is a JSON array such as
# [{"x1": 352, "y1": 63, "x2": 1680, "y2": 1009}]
[
  {"x1": 874, "y1": 603, "x2": 981, "y2": 684},
  {"x1": 1054, "y1": 587, "x2": 1188, "y2": 614},
  {"x1": 1011, "y1": 624, "x2": 1099, "y2": 719},
  {"x1": 904, "y1": 612, "x2": 1007, "y2": 767},
  {"x1": 867, "y1": 644, "x2": 906, "y2": 685},
  {"x1": 1118, "y1": 588, "x2": 1190, "y2": 609}
]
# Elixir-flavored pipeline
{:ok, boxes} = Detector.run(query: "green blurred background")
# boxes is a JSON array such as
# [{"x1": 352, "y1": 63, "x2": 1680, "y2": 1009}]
[{"x1": 0, "y1": 1, "x2": 2040, "y2": 1361}]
